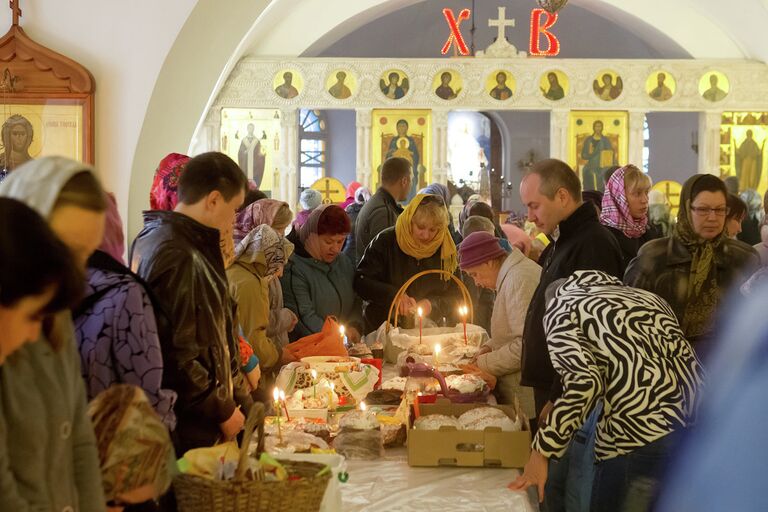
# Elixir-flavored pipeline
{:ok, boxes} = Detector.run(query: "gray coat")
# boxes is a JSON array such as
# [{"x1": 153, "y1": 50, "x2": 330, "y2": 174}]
[
  {"x1": 0, "y1": 314, "x2": 105, "y2": 511},
  {"x1": 354, "y1": 187, "x2": 402, "y2": 260},
  {"x1": 475, "y1": 250, "x2": 540, "y2": 419}
]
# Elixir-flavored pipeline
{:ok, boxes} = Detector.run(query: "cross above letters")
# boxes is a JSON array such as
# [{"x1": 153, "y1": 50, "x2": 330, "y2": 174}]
[
  {"x1": 488, "y1": 6, "x2": 515, "y2": 43},
  {"x1": 9, "y1": 0, "x2": 21, "y2": 26}
]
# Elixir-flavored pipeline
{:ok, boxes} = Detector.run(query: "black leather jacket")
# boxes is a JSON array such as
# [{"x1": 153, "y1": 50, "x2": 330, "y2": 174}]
[{"x1": 130, "y1": 211, "x2": 252, "y2": 452}]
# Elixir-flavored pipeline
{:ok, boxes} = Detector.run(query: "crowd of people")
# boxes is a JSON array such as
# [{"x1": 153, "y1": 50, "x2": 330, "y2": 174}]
[{"x1": 0, "y1": 149, "x2": 766, "y2": 512}]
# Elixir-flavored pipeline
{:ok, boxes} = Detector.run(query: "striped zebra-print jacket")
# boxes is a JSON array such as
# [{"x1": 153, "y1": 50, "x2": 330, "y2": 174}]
[{"x1": 533, "y1": 270, "x2": 704, "y2": 461}]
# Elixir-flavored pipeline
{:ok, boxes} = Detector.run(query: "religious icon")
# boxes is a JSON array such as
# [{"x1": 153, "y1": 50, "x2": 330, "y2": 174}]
[
  {"x1": 0, "y1": 105, "x2": 84, "y2": 181},
  {"x1": 372, "y1": 109, "x2": 431, "y2": 201},
  {"x1": 220, "y1": 108, "x2": 280, "y2": 194},
  {"x1": 432, "y1": 70, "x2": 462, "y2": 100},
  {"x1": 569, "y1": 111, "x2": 628, "y2": 192},
  {"x1": 646, "y1": 71, "x2": 676, "y2": 102},
  {"x1": 237, "y1": 123, "x2": 267, "y2": 189},
  {"x1": 0, "y1": 114, "x2": 34, "y2": 173},
  {"x1": 651, "y1": 180, "x2": 682, "y2": 219},
  {"x1": 326, "y1": 70, "x2": 356, "y2": 100},
  {"x1": 379, "y1": 70, "x2": 409, "y2": 100},
  {"x1": 487, "y1": 70, "x2": 515, "y2": 101},
  {"x1": 539, "y1": 70, "x2": 568, "y2": 101},
  {"x1": 700, "y1": 72, "x2": 729, "y2": 102},
  {"x1": 447, "y1": 111, "x2": 491, "y2": 189},
  {"x1": 592, "y1": 71, "x2": 623, "y2": 101},
  {"x1": 735, "y1": 129, "x2": 765, "y2": 191},
  {"x1": 273, "y1": 70, "x2": 302, "y2": 99}
]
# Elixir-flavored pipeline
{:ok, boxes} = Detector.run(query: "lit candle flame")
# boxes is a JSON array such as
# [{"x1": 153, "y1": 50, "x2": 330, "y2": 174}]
[
  {"x1": 330, "y1": 382, "x2": 335, "y2": 391},
  {"x1": 417, "y1": 307, "x2": 423, "y2": 317},
  {"x1": 311, "y1": 369, "x2": 317, "y2": 380},
  {"x1": 272, "y1": 387, "x2": 279, "y2": 402},
  {"x1": 339, "y1": 325, "x2": 345, "y2": 336},
  {"x1": 279, "y1": 390, "x2": 286, "y2": 401},
  {"x1": 435, "y1": 343, "x2": 441, "y2": 355},
  {"x1": 360, "y1": 401, "x2": 367, "y2": 411}
]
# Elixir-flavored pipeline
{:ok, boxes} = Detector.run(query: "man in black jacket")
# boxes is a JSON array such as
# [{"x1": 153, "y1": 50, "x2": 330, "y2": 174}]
[
  {"x1": 131, "y1": 152, "x2": 253, "y2": 454},
  {"x1": 519, "y1": 159, "x2": 623, "y2": 511},
  {"x1": 354, "y1": 157, "x2": 412, "y2": 260}
]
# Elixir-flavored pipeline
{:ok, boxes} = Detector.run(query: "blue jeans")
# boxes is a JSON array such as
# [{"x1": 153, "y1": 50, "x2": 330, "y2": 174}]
[
  {"x1": 543, "y1": 405, "x2": 600, "y2": 512},
  {"x1": 590, "y1": 430, "x2": 682, "y2": 512}
]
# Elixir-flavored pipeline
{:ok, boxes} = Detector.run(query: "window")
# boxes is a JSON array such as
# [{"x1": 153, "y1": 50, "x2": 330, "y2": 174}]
[
  {"x1": 642, "y1": 115, "x2": 650, "y2": 173},
  {"x1": 298, "y1": 109, "x2": 327, "y2": 188}
]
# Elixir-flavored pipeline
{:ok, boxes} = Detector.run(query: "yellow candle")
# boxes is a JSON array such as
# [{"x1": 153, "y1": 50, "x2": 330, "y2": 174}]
[
  {"x1": 328, "y1": 382, "x2": 336, "y2": 411},
  {"x1": 272, "y1": 387, "x2": 282, "y2": 442}
]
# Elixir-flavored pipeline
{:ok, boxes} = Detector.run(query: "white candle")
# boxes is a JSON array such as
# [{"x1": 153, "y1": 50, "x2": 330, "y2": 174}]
[{"x1": 311, "y1": 369, "x2": 318, "y2": 398}]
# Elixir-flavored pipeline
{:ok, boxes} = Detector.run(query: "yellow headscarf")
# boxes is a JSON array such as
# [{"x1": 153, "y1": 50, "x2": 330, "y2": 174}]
[{"x1": 395, "y1": 193, "x2": 457, "y2": 280}]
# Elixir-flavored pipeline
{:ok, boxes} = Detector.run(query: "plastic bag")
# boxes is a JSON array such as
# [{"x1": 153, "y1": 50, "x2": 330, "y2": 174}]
[
  {"x1": 282, "y1": 316, "x2": 347, "y2": 363},
  {"x1": 333, "y1": 429, "x2": 383, "y2": 460},
  {"x1": 178, "y1": 442, "x2": 239, "y2": 481}
]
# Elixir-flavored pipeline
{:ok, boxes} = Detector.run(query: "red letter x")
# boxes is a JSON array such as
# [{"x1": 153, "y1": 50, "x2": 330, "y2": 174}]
[
  {"x1": 441, "y1": 8, "x2": 471, "y2": 56},
  {"x1": 529, "y1": 8, "x2": 560, "y2": 56}
]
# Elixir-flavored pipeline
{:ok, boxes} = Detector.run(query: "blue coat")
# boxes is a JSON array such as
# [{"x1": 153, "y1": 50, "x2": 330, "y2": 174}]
[{"x1": 281, "y1": 231, "x2": 362, "y2": 340}]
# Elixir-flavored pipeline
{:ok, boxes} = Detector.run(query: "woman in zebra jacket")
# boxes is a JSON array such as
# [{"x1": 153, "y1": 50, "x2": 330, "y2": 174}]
[{"x1": 510, "y1": 270, "x2": 704, "y2": 511}]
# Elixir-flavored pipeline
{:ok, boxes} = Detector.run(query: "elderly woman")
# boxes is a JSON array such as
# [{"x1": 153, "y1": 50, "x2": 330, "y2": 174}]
[
  {"x1": 355, "y1": 194, "x2": 461, "y2": 333},
  {"x1": 228, "y1": 224, "x2": 296, "y2": 371},
  {"x1": 600, "y1": 164, "x2": 660, "y2": 272},
  {"x1": 459, "y1": 231, "x2": 540, "y2": 417},
  {"x1": 282, "y1": 204, "x2": 362, "y2": 341},
  {"x1": 0, "y1": 157, "x2": 107, "y2": 511},
  {"x1": 294, "y1": 188, "x2": 323, "y2": 229},
  {"x1": 625, "y1": 173, "x2": 759, "y2": 354}
]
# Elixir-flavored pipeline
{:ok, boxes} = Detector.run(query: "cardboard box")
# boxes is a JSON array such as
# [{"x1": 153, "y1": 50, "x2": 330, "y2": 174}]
[{"x1": 407, "y1": 398, "x2": 531, "y2": 468}]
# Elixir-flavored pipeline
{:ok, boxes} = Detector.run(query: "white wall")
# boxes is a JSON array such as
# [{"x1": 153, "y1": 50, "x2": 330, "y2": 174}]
[{"x1": 0, "y1": 0, "x2": 197, "y2": 225}]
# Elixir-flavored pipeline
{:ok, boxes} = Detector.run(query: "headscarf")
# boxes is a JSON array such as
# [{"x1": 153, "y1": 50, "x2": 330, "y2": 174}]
[
  {"x1": 234, "y1": 199, "x2": 289, "y2": 244},
  {"x1": 600, "y1": 166, "x2": 648, "y2": 238},
  {"x1": 355, "y1": 186, "x2": 372, "y2": 204},
  {"x1": 419, "y1": 183, "x2": 451, "y2": 207},
  {"x1": 0, "y1": 156, "x2": 96, "y2": 219},
  {"x1": 341, "y1": 181, "x2": 362, "y2": 209},
  {"x1": 299, "y1": 204, "x2": 348, "y2": 261},
  {"x1": 674, "y1": 174, "x2": 727, "y2": 337},
  {"x1": 235, "y1": 224, "x2": 294, "y2": 278},
  {"x1": 149, "y1": 153, "x2": 189, "y2": 211},
  {"x1": 501, "y1": 224, "x2": 532, "y2": 257},
  {"x1": 395, "y1": 194, "x2": 457, "y2": 280},
  {"x1": 87, "y1": 384, "x2": 175, "y2": 502},
  {"x1": 299, "y1": 189, "x2": 322, "y2": 211},
  {"x1": 99, "y1": 192, "x2": 125, "y2": 264}
]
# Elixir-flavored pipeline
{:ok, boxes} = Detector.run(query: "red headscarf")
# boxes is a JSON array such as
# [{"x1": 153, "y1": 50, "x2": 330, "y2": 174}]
[
  {"x1": 341, "y1": 181, "x2": 362, "y2": 209},
  {"x1": 149, "y1": 153, "x2": 190, "y2": 211}
]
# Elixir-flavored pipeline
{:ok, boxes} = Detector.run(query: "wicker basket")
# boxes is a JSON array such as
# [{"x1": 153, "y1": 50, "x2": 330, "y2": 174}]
[{"x1": 174, "y1": 403, "x2": 331, "y2": 512}]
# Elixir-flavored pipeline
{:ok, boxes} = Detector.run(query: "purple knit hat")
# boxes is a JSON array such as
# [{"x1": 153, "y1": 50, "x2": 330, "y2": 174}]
[{"x1": 459, "y1": 231, "x2": 509, "y2": 270}]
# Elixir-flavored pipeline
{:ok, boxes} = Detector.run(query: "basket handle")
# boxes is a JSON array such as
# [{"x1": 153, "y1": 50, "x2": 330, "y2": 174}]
[
  {"x1": 235, "y1": 402, "x2": 266, "y2": 480},
  {"x1": 385, "y1": 269, "x2": 474, "y2": 332}
]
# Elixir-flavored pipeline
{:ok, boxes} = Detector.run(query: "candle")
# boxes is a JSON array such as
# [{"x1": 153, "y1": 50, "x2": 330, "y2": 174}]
[
  {"x1": 434, "y1": 343, "x2": 441, "y2": 368},
  {"x1": 272, "y1": 387, "x2": 283, "y2": 442},
  {"x1": 413, "y1": 392, "x2": 421, "y2": 419},
  {"x1": 328, "y1": 382, "x2": 336, "y2": 411},
  {"x1": 311, "y1": 369, "x2": 318, "y2": 398},
  {"x1": 417, "y1": 306, "x2": 423, "y2": 344},
  {"x1": 359, "y1": 401, "x2": 367, "y2": 414},
  {"x1": 459, "y1": 305, "x2": 468, "y2": 345},
  {"x1": 279, "y1": 390, "x2": 291, "y2": 422},
  {"x1": 340, "y1": 325, "x2": 348, "y2": 346}
]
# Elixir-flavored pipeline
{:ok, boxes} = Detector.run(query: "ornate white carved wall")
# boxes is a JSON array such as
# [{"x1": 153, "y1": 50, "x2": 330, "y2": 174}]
[{"x1": 203, "y1": 57, "x2": 768, "y2": 204}]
